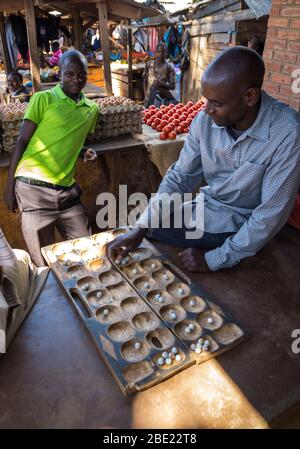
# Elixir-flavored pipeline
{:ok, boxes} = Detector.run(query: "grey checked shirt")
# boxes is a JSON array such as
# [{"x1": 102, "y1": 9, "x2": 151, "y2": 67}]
[{"x1": 137, "y1": 91, "x2": 300, "y2": 271}]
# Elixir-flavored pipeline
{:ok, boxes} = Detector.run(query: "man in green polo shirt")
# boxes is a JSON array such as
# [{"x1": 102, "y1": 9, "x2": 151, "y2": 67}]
[{"x1": 4, "y1": 50, "x2": 99, "y2": 266}]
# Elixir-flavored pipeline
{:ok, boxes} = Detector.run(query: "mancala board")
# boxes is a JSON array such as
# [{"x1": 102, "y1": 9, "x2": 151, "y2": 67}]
[
  {"x1": 42, "y1": 231, "x2": 194, "y2": 395},
  {"x1": 42, "y1": 228, "x2": 248, "y2": 395}
]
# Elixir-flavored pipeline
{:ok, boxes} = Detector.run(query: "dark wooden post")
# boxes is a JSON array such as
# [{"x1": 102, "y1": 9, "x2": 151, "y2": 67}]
[
  {"x1": 24, "y1": 0, "x2": 41, "y2": 92},
  {"x1": 0, "y1": 12, "x2": 13, "y2": 75},
  {"x1": 71, "y1": 5, "x2": 83, "y2": 51},
  {"x1": 97, "y1": 0, "x2": 112, "y2": 96},
  {"x1": 127, "y1": 23, "x2": 133, "y2": 99}
]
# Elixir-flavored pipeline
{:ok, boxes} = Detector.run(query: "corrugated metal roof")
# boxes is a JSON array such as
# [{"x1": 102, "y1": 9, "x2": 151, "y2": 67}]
[{"x1": 244, "y1": 0, "x2": 272, "y2": 18}]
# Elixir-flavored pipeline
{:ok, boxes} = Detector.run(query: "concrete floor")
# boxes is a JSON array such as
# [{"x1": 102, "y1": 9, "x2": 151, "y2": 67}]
[{"x1": 0, "y1": 224, "x2": 300, "y2": 428}]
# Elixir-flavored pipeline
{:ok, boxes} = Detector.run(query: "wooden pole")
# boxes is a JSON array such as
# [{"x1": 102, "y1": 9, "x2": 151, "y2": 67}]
[
  {"x1": 127, "y1": 24, "x2": 133, "y2": 100},
  {"x1": 24, "y1": 0, "x2": 41, "y2": 93},
  {"x1": 0, "y1": 12, "x2": 13, "y2": 75},
  {"x1": 97, "y1": 0, "x2": 112, "y2": 96},
  {"x1": 71, "y1": 5, "x2": 83, "y2": 51}
]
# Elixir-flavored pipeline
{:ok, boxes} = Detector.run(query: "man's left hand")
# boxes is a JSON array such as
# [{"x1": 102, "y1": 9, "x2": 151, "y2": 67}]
[
  {"x1": 83, "y1": 148, "x2": 97, "y2": 162},
  {"x1": 178, "y1": 248, "x2": 211, "y2": 273}
]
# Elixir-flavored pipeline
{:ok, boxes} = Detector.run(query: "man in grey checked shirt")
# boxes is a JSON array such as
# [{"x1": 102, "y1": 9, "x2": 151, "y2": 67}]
[{"x1": 108, "y1": 47, "x2": 300, "y2": 272}]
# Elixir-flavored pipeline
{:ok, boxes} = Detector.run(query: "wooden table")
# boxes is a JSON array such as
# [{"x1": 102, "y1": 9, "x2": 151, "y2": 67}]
[
  {"x1": 0, "y1": 224, "x2": 300, "y2": 428},
  {"x1": 92, "y1": 135, "x2": 161, "y2": 195}
]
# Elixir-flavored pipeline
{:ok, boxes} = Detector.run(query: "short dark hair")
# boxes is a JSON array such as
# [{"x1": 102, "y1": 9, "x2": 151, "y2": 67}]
[
  {"x1": 59, "y1": 49, "x2": 88, "y2": 71},
  {"x1": 8, "y1": 70, "x2": 23, "y2": 84},
  {"x1": 51, "y1": 40, "x2": 60, "y2": 51}
]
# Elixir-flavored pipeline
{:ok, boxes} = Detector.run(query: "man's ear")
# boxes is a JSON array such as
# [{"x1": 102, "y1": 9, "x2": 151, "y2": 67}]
[{"x1": 246, "y1": 87, "x2": 260, "y2": 107}]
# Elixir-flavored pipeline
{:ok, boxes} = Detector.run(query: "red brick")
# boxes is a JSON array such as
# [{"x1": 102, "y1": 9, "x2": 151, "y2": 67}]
[
  {"x1": 279, "y1": 85, "x2": 292, "y2": 97},
  {"x1": 283, "y1": 63, "x2": 300, "y2": 75},
  {"x1": 291, "y1": 19, "x2": 300, "y2": 28},
  {"x1": 264, "y1": 39, "x2": 286, "y2": 51},
  {"x1": 273, "y1": 51, "x2": 297, "y2": 64},
  {"x1": 263, "y1": 81, "x2": 280, "y2": 95},
  {"x1": 287, "y1": 41, "x2": 300, "y2": 53},
  {"x1": 263, "y1": 49, "x2": 274, "y2": 60},
  {"x1": 266, "y1": 27, "x2": 277, "y2": 39},
  {"x1": 268, "y1": 18, "x2": 290, "y2": 28},
  {"x1": 271, "y1": 73, "x2": 292, "y2": 85},
  {"x1": 277, "y1": 30, "x2": 300, "y2": 41},
  {"x1": 270, "y1": 6, "x2": 281, "y2": 16},
  {"x1": 265, "y1": 61, "x2": 282, "y2": 73},
  {"x1": 282, "y1": 7, "x2": 300, "y2": 17}
]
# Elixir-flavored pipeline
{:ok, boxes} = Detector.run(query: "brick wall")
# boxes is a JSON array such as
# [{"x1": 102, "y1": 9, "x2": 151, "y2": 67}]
[{"x1": 263, "y1": 0, "x2": 300, "y2": 111}]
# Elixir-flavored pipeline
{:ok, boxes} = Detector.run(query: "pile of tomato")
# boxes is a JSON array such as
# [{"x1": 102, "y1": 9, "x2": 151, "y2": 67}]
[{"x1": 142, "y1": 100, "x2": 206, "y2": 140}]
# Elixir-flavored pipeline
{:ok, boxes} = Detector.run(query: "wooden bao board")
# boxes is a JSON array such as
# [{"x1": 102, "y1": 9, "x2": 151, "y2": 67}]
[{"x1": 42, "y1": 229, "x2": 248, "y2": 396}]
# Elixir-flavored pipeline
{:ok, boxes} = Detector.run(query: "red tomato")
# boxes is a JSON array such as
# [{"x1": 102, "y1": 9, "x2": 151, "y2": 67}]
[
  {"x1": 167, "y1": 110, "x2": 174, "y2": 117},
  {"x1": 164, "y1": 125, "x2": 172, "y2": 134},
  {"x1": 180, "y1": 114, "x2": 188, "y2": 121},
  {"x1": 153, "y1": 118, "x2": 161, "y2": 125},
  {"x1": 156, "y1": 124, "x2": 163, "y2": 132},
  {"x1": 168, "y1": 131, "x2": 176, "y2": 140},
  {"x1": 161, "y1": 120, "x2": 168, "y2": 128},
  {"x1": 183, "y1": 128, "x2": 189, "y2": 133},
  {"x1": 146, "y1": 119, "x2": 153, "y2": 126},
  {"x1": 186, "y1": 118, "x2": 193, "y2": 126},
  {"x1": 176, "y1": 126, "x2": 183, "y2": 134},
  {"x1": 152, "y1": 123, "x2": 157, "y2": 130},
  {"x1": 187, "y1": 101, "x2": 193, "y2": 107},
  {"x1": 178, "y1": 103, "x2": 184, "y2": 108},
  {"x1": 173, "y1": 113, "x2": 180, "y2": 119},
  {"x1": 162, "y1": 114, "x2": 169, "y2": 120},
  {"x1": 160, "y1": 105, "x2": 166, "y2": 110},
  {"x1": 169, "y1": 103, "x2": 175, "y2": 108},
  {"x1": 173, "y1": 119, "x2": 180, "y2": 126},
  {"x1": 181, "y1": 120, "x2": 188, "y2": 128},
  {"x1": 155, "y1": 111, "x2": 163, "y2": 119},
  {"x1": 144, "y1": 112, "x2": 151, "y2": 120},
  {"x1": 160, "y1": 132, "x2": 167, "y2": 140},
  {"x1": 149, "y1": 105, "x2": 156, "y2": 110},
  {"x1": 168, "y1": 122, "x2": 175, "y2": 130}
]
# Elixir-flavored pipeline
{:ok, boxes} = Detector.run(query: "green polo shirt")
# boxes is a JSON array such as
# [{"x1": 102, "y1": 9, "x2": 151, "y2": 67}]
[{"x1": 15, "y1": 84, "x2": 99, "y2": 187}]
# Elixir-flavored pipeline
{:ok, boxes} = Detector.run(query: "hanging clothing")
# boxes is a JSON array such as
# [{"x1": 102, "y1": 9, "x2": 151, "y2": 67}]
[
  {"x1": 133, "y1": 27, "x2": 148, "y2": 52},
  {"x1": 163, "y1": 25, "x2": 182, "y2": 60},
  {"x1": 5, "y1": 21, "x2": 19, "y2": 69},
  {"x1": 9, "y1": 15, "x2": 28, "y2": 61},
  {"x1": 148, "y1": 27, "x2": 159, "y2": 53},
  {"x1": 180, "y1": 28, "x2": 190, "y2": 72}
]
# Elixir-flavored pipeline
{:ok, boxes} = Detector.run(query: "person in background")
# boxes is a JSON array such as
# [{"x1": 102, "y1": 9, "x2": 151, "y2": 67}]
[
  {"x1": 6, "y1": 71, "x2": 29, "y2": 102},
  {"x1": 4, "y1": 50, "x2": 99, "y2": 267},
  {"x1": 91, "y1": 29, "x2": 101, "y2": 52},
  {"x1": 143, "y1": 42, "x2": 176, "y2": 108},
  {"x1": 45, "y1": 40, "x2": 62, "y2": 68},
  {"x1": 247, "y1": 36, "x2": 263, "y2": 55}
]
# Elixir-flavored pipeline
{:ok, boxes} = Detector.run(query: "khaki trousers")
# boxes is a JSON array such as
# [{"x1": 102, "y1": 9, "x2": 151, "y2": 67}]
[{"x1": 15, "y1": 179, "x2": 89, "y2": 267}]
